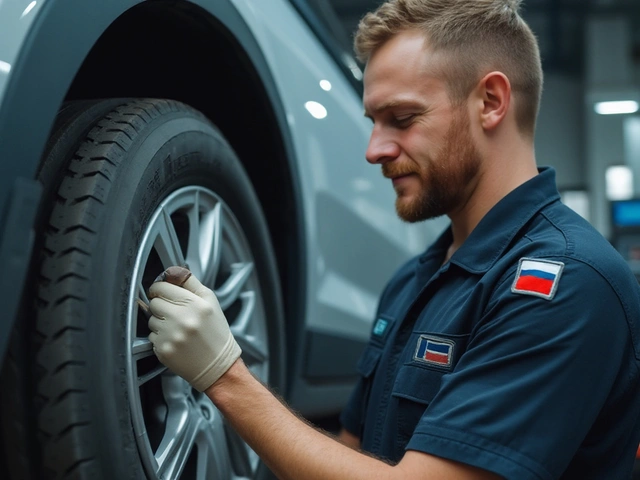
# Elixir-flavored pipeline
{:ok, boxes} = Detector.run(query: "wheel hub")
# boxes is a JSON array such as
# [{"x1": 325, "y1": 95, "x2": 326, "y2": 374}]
[{"x1": 125, "y1": 186, "x2": 269, "y2": 479}]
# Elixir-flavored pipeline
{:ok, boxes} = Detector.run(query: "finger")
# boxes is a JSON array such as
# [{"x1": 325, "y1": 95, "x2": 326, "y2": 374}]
[
  {"x1": 182, "y1": 275, "x2": 217, "y2": 304},
  {"x1": 148, "y1": 315, "x2": 164, "y2": 334},
  {"x1": 149, "y1": 280, "x2": 198, "y2": 303},
  {"x1": 149, "y1": 295, "x2": 193, "y2": 321},
  {"x1": 148, "y1": 331, "x2": 159, "y2": 346},
  {"x1": 162, "y1": 266, "x2": 192, "y2": 286}
]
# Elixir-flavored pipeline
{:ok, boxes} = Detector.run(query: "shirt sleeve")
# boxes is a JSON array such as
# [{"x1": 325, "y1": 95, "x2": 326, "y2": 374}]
[{"x1": 406, "y1": 258, "x2": 631, "y2": 480}]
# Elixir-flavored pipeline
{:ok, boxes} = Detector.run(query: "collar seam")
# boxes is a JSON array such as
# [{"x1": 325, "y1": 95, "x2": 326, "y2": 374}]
[{"x1": 452, "y1": 197, "x2": 560, "y2": 273}]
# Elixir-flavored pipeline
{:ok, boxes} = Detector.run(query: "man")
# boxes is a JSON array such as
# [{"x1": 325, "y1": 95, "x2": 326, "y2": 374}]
[{"x1": 147, "y1": 0, "x2": 640, "y2": 478}]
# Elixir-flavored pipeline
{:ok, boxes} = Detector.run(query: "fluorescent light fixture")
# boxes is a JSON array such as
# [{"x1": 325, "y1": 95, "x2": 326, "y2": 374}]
[
  {"x1": 0, "y1": 61, "x2": 10, "y2": 74},
  {"x1": 561, "y1": 190, "x2": 590, "y2": 221},
  {"x1": 304, "y1": 101, "x2": 327, "y2": 119},
  {"x1": 319, "y1": 80, "x2": 332, "y2": 91},
  {"x1": 606, "y1": 165, "x2": 633, "y2": 200},
  {"x1": 594, "y1": 100, "x2": 639, "y2": 115}
]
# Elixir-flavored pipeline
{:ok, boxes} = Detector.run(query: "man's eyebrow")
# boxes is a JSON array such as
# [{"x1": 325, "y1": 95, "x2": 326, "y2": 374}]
[
  {"x1": 363, "y1": 99, "x2": 424, "y2": 119},
  {"x1": 364, "y1": 101, "x2": 400, "y2": 119}
]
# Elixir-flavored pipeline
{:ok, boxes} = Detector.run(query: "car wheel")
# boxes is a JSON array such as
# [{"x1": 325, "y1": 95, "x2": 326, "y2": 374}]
[{"x1": 7, "y1": 98, "x2": 285, "y2": 479}]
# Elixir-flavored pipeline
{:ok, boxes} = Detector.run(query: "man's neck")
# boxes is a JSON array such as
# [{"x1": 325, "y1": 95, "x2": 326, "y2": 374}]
[{"x1": 446, "y1": 156, "x2": 538, "y2": 262}]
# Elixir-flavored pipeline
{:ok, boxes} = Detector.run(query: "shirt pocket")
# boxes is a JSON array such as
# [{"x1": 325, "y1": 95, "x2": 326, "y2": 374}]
[
  {"x1": 391, "y1": 332, "x2": 470, "y2": 450},
  {"x1": 391, "y1": 364, "x2": 444, "y2": 450}
]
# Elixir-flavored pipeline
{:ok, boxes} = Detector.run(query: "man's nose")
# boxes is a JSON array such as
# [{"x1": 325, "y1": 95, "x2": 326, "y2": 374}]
[{"x1": 365, "y1": 128, "x2": 400, "y2": 165}]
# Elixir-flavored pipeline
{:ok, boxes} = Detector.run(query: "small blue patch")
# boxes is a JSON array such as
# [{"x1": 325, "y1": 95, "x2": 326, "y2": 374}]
[{"x1": 372, "y1": 318, "x2": 389, "y2": 337}]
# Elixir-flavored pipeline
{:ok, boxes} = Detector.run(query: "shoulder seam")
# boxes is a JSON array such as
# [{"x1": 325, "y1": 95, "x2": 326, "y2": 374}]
[
  {"x1": 539, "y1": 210, "x2": 574, "y2": 255},
  {"x1": 486, "y1": 253, "x2": 639, "y2": 360}
]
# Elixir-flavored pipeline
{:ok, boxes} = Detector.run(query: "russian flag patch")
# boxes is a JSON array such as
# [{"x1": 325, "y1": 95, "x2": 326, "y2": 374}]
[
  {"x1": 414, "y1": 335, "x2": 454, "y2": 368},
  {"x1": 511, "y1": 258, "x2": 564, "y2": 300}
]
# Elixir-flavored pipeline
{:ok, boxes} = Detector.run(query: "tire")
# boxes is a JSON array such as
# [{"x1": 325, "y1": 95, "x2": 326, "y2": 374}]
[{"x1": 5, "y1": 98, "x2": 285, "y2": 479}]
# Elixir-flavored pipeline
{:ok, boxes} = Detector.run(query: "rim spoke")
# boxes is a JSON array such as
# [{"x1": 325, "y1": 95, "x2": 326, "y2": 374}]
[
  {"x1": 156, "y1": 396, "x2": 202, "y2": 479},
  {"x1": 133, "y1": 337, "x2": 154, "y2": 360},
  {"x1": 196, "y1": 419, "x2": 231, "y2": 479},
  {"x1": 216, "y1": 262, "x2": 254, "y2": 310},
  {"x1": 185, "y1": 190, "x2": 203, "y2": 278},
  {"x1": 201, "y1": 203, "x2": 223, "y2": 288},
  {"x1": 138, "y1": 364, "x2": 168, "y2": 386},
  {"x1": 128, "y1": 186, "x2": 270, "y2": 480},
  {"x1": 138, "y1": 282, "x2": 149, "y2": 305},
  {"x1": 154, "y1": 208, "x2": 185, "y2": 268},
  {"x1": 230, "y1": 292, "x2": 268, "y2": 366},
  {"x1": 229, "y1": 292, "x2": 256, "y2": 334},
  {"x1": 224, "y1": 420, "x2": 253, "y2": 477},
  {"x1": 234, "y1": 334, "x2": 268, "y2": 366}
]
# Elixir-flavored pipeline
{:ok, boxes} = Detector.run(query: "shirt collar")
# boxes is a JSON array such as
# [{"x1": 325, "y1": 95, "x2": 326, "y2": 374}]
[{"x1": 420, "y1": 167, "x2": 561, "y2": 273}]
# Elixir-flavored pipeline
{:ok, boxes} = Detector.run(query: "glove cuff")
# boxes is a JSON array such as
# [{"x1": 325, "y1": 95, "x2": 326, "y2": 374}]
[{"x1": 191, "y1": 336, "x2": 242, "y2": 392}]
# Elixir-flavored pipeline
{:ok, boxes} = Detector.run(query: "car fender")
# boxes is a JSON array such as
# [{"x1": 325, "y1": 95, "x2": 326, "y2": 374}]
[{"x1": 0, "y1": 0, "x2": 304, "y2": 361}]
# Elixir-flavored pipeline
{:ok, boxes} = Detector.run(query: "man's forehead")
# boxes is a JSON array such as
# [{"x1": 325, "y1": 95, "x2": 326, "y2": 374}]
[{"x1": 363, "y1": 63, "x2": 446, "y2": 117}]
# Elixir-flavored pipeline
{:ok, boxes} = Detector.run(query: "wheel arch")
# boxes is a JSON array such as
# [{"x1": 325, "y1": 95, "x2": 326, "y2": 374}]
[{"x1": 1, "y1": 0, "x2": 307, "y2": 395}]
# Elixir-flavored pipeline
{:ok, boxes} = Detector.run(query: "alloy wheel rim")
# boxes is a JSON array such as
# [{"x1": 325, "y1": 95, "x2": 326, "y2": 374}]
[{"x1": 126, "y1": 186, "x2": 269, "y2": 479}]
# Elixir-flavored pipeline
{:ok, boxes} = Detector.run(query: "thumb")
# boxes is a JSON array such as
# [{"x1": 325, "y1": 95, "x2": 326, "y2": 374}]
[{"x1": 182, "y1": 274, "x2": 217, "y2": 304}]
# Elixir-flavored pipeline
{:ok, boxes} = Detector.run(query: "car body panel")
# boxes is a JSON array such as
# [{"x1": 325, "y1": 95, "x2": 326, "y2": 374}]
[
  {"x1": 0, "y1": 0, "x2": 303, "y2": 362},
  {"x1": 0, "y1": 0, "x2": 444, "y2": 415},
  {"x1": 232, "y1": 0, "x2": 439, "y2": 335}
]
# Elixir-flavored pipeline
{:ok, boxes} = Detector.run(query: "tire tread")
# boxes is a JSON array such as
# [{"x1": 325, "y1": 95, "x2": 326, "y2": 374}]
[{"x1": 31, "y1": 99, "x2": 176, "y2": 479}]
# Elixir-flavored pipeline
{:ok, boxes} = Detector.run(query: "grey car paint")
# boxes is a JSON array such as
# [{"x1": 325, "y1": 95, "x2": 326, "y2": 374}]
[
  {"x1": 0, "y1": 0, "x2": 441, "y2": 416},
  {"x1": 0, "y1": 0, "x2": 305, "y2": 366}
]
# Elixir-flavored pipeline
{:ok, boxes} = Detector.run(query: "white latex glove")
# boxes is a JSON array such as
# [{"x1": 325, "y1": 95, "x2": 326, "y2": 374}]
[{"x1": 148, "y1": 270, "x2": 241, "y2": 391}]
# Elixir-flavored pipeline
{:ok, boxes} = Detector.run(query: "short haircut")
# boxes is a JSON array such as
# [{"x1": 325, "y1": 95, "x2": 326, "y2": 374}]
[{"x1": 355, "y1": 0, "x2": 543, "y2": 137}]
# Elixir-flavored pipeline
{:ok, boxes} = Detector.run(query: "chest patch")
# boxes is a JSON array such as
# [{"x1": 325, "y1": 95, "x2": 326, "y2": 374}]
[
  {"x1": 511, "y1": 258, "x2": 564, "y2": 300},
  {"x1": 372, "y1": 318, "x2": 389, "y2": 337},
  {"x1": 414, "y1": 335, "x2": 454, "y2": 368}
]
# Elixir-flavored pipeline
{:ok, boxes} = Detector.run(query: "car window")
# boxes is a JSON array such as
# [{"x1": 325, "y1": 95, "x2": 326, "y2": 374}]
[{"x1": 287, "y1": 0, "x2": 364, "y2": 96}]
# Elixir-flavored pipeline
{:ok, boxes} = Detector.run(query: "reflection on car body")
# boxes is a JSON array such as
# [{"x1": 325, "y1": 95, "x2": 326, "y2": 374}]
[{"x1": 0, "y1": 0, "x2": 436, "y2": 478}]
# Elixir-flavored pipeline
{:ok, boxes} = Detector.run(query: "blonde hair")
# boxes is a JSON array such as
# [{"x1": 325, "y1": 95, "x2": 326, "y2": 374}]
[{"x1": 355, "y1": 0, "x2": 543, "y2": 137}]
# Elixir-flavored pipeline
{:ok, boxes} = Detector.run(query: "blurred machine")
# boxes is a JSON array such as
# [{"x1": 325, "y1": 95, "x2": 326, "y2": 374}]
[{"x1": 610, "y1": 199, "x2": 640, "y2": 282}]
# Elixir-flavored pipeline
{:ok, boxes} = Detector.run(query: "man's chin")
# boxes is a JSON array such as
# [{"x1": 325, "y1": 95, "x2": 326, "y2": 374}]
[
  {"x1": 395, "y1": 198, "x2": 425, "y2": 223},
  {"x1": 395, "y1": 197, "x2": 446, "y2": 223}
]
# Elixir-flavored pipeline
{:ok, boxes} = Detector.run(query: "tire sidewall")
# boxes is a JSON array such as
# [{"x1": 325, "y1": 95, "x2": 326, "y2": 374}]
[{"x1": 86, "y1": 106, "x2": 284, "y2": 478}]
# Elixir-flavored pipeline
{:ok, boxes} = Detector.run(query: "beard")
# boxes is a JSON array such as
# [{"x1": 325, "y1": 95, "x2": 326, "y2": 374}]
[{"x1": 383, "y1": 109, "x2": 482, "y2": 223}]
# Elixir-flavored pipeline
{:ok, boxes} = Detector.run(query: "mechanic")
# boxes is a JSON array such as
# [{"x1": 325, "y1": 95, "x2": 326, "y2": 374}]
[{"x1": 146, "y1": 0, "x2": 640, "y2": 478}]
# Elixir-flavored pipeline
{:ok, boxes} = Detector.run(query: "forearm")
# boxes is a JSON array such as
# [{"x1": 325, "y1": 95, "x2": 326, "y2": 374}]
[
  {"x1": 150, "y1": 267, "x2": 498, "y2": 480},
  {"x1": 206, "y1": 360, "x2": 395, "y2": 480},
  {"x1": 337, "y1": 429, "x2": 361, "y2": 450}
]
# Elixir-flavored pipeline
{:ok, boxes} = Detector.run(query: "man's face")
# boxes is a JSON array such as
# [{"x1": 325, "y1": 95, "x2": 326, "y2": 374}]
[{"x1": 363, "y1": 30, "x2": 482, "y2": 223}]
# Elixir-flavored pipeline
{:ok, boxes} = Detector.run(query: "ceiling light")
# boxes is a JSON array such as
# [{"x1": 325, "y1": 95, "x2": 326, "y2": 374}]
[
  {"x1": 606, "y1": 165, "x2": 633, "y2": 200},
  {"x1": 594, "y1": 100, "x2": 639, "y2": 115}
]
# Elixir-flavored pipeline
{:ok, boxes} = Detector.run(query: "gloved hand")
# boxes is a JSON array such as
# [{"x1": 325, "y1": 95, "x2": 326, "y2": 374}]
[{"x1": 148, "y1": 267, "x2": 242, "y2": 391}]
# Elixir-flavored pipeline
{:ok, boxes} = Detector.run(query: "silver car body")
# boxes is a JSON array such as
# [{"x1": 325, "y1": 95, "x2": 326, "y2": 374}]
[{"x1": 0, "y1": 0, "x2": 442, "y2": 416}]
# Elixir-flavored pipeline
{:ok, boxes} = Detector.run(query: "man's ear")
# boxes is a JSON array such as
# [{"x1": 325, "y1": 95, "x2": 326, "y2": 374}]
[{"x1": 477, "y1": 72, "x2": 511, "y2": 131}]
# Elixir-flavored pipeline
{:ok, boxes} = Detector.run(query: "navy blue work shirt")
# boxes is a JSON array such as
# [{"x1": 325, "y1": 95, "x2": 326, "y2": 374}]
[{"x1": 340, "y1": 167, "x2": 640, "y2": 479}]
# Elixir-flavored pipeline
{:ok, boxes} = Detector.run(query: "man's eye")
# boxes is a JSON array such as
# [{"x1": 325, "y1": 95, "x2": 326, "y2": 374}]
[{"x1": 393, "y1": 115, "x2": 414, "y2": 127}]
